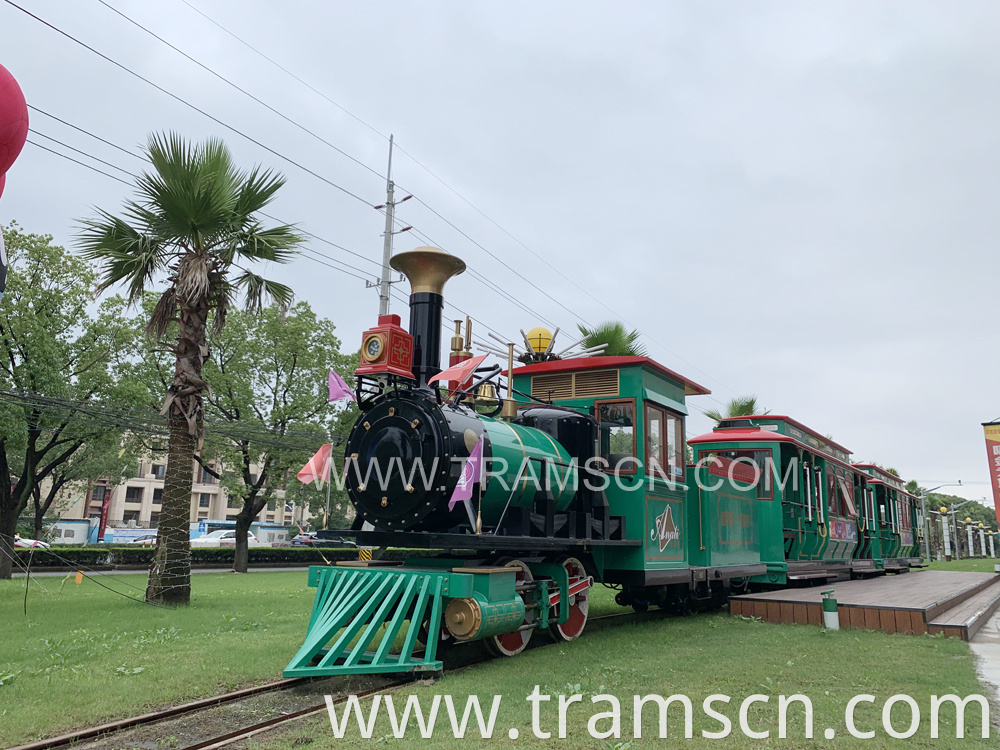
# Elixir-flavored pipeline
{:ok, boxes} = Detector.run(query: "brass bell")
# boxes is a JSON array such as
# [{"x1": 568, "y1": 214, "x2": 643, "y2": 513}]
[{"x1": 475, "y1": 382, "x2": 499, "y2": 404}]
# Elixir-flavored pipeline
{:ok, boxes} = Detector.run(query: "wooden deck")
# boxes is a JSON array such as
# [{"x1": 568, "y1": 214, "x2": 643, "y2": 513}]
[{"x1": 730, "y1": 571, "x2": 1000, "y2": 641}]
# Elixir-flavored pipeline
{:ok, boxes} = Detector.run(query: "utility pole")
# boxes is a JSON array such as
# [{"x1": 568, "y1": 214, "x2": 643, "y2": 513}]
[
  {"x1": 369, "y1": 135, "x2": 413, "y2": 315},
  {"x1": 378, "y1": 135, "x2": 396, "y2": 316}
]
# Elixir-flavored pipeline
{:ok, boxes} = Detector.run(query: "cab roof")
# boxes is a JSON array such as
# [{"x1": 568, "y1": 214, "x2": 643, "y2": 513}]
[{"x1": 510, "y1": 356, "x2": 711, "y2": 396}]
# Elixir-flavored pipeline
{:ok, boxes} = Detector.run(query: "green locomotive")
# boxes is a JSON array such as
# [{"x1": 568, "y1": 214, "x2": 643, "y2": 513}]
[{"x1": 285, "y1": 246, "x2": 923, "y2": 679}]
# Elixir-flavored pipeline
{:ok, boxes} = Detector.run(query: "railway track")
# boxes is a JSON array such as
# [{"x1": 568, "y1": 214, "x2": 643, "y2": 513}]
[
  {"x1": 6, "y1": 677, "x2": 310, "y2": 750},
  {"x1": 8, "y1": 611, "x2": 637, "y2": 750}
]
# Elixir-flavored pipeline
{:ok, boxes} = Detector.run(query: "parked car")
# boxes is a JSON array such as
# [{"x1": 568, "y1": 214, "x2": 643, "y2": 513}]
[
  {"x1": 291, "y1": 531, "x2": 356, "y2": 547},
  {"x1": 127, "y1": 533, "x2": 158, "y2": 546},
  {"x1": 190, "y1": 529, "x2": 260, "y2": 548},
  {"x1": 13, "y1": 534, "x2": 50, "y2": 549},
  {"x1": 290, "y1": 531, "x2": 317, "y2": 546}
]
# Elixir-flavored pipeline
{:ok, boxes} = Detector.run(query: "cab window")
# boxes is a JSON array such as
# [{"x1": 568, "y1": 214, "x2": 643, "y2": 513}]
[
  {"x1": 645, "y1": 403, "x2": 685, "y2": 480},
  {"x1": 597, "y1": 399, "x2": 636, "y2": 473}
]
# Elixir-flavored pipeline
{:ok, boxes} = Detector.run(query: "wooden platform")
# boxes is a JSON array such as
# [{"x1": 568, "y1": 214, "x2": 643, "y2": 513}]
[{"x1": 730, "y1": 571, "x2": 1000, "y2": 641}]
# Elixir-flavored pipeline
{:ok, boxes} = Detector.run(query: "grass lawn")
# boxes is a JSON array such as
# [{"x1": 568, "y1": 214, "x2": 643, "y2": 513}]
[
  {"x1": 926, "y1": 557, "x2": 1000, "y2": 574},
  {"x1": 0, "y1": 570, "x2": 316, "y2": 746},
  {"x1": 261, "y1": 614, "x2": 995, "y2": 749},
  {"x1": 1, "y1": 568, "x2": 996, "y2": 748}
]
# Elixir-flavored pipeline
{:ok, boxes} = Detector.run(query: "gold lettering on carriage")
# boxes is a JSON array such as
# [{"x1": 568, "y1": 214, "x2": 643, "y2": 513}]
[{"x1": 651, "y1": 505, "x2": 679, "y2": 552}]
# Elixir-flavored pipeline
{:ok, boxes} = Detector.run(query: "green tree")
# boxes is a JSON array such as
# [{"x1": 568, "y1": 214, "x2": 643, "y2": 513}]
[
  {"x1": 78, "y1": 134, "x2": 302, "y2": 604},
  {"x1": 576, "y1": 321, "x2": 647, "y2": 357},
  {"x1": 30, "y1": 428, "x2": 139, "y2": 539},
  {"x1": 0, "y1": 224, "x2": 142, "y2": 578},
  {"x1": 704, "y1": 395, "x2": 767, "y2": 424},
  {"x1": 196, "y1": 302, "x2": 354, "y2": 572}
]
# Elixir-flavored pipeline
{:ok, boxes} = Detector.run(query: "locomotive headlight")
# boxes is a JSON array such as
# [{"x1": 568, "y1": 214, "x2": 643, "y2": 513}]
[{"x1": 362, "y1": 333, "x2": 386, "y2": 363}]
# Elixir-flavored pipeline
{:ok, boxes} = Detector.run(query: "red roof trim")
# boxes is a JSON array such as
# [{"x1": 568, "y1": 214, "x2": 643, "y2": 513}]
[
  {"x1": 509, "y1": 356, "x2": 711, "y2": 396},
  {"x1": 715, "y1": 415, "x2": 853, "y2": 455},
  {"x1": 852, "y1": 463, "x2": 915, "y2": 496},
  {"x1": 688, "y1": 428, "x2": 860, "y2": 474}
]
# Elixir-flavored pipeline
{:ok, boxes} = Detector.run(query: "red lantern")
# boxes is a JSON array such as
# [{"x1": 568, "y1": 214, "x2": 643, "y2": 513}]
[{"x1": 0, "y1": 63, "x2": 29, "y2": 178}]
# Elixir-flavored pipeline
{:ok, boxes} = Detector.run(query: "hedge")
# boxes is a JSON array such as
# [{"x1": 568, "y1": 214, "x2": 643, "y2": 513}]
[{"x1": 10, "y1": 545, "x2": 409, "y2": 569}]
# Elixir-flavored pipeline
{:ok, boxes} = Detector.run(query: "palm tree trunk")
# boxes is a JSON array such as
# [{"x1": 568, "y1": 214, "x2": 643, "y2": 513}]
[
  {"x1": 146, "y1": 301, "x2": 208, "y2": 605},
  {"x1": 146, "y1": 411, "x2": 194, "y2": 604}
]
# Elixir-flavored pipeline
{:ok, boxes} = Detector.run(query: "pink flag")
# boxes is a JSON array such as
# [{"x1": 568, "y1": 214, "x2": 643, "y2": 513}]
[
  {"x1": 428, "y1": 354, "x2": 488, "y2": 387},
  {"x1": 297, "y1": 443, "x2": 332, "y2": 487},
  {"x1": 329, "y1": 370, "x2": 356, "y2": 403},
  {"x1": 449, "y1": 437, "x2": 484, "y2": 510}
]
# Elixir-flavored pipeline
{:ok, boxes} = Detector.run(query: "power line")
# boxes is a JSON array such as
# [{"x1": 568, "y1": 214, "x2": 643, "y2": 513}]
[
  {"x1": 87, "y1": 0, "x2": 582, "y2": 334},
  {"x1": 145, "y1": 0, "x2": 735, "y2": 397},
  {"x1": 176, "y1": 0, "x2": 389, "y2": 142},
  {"x1": 24, "y1": 116, "x2": 525, "y2": 340},
  {"x1": 1, "y1": 390, "x2": 349, "y2": 452},
  {"x1": 87, "y1": 1, "x2": 568, "y2": 334},
  {"x1": 15, "y1": 0, "x2": 581, "y2": 347},
  {"x1": 29, "y1": 129, "x2": 137, "y2": 176},
  {"x1": 25, "y1": 139, "x2": 133, "y2": 186},
  {"x1": 95, "y1": 0, "x2": 385, "y2": 182},
  {"x1": 165, "y1": 0, "x2": 726, "y2": 392},
  {"x1": 22, "y1": 126, "x2": 698, "y2": 391},
  {"x1": 17, "y1": 124, "x2": 517, "y2": 345},
  {"x1": 29, "y1": 104, "x2": 146, "y2": 161},
  {"x1": 4, "y1": 0, "x2": 376, "y2": 207}
]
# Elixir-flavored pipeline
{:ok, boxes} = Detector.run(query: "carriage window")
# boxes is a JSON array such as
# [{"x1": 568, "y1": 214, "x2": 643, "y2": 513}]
[
  {"x1": 703, "y1": 448, "x2": 772, "y2": 499},
  {"x1": 837, "y1": 476, "x2": 858, "y2": 518},
  {"x1": 597, "y1": 400, "x2": 636, "y2": 473},
  {"x1": 645, "y1": 403, "x2": 685, "y2": 480}
]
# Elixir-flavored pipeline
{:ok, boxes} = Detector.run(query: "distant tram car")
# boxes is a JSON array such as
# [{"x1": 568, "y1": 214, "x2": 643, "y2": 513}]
[
  {"x1": 688, "y1": 418, "x2": 924, "y2": 588},
  {"x1": 285, "y1": 246, "x2": 926, "y2": 679}
]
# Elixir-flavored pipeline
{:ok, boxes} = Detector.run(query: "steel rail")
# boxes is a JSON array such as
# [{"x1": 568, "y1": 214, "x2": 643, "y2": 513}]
[{"x1": 179, "y1": 612, "x2": 635, "y2": 749}]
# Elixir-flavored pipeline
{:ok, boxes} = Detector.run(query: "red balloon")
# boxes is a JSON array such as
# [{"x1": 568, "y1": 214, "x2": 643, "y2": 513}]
[
  {"x1": 0, "y1": 63, "x2": 28, "y2": 176},
  {"x1": 0, "y1": 172, "x2": 5, "y2": 201}
]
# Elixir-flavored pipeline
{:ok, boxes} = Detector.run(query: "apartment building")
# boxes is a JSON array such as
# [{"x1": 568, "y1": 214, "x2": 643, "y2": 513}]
[{"x1": 66, "y1": 456, "x2": 302, "y2": 530}]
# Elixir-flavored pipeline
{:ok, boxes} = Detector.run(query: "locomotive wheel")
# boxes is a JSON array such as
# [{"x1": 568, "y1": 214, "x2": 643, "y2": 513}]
[
  {"x1": 484, "y1": 559, "x2": 535, "y2": 657},
  {"x1": 548, "y1": 556, "x2": 590, "y2": 642}
]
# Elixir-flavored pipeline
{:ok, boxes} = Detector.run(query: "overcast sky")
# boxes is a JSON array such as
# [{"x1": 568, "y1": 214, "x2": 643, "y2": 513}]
[{"x1": 2, "y1": 1, "x2": 998, "y2": 506}]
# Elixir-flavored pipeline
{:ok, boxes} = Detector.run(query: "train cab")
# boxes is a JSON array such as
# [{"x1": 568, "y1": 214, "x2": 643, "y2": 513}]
[{"x1": 511, "y1": 355, "x2": 767, "y2": 608}]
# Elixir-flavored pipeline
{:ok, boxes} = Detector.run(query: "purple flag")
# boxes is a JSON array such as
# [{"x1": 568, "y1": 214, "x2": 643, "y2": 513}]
[
  {"x1": 449, "y1": 438, "x2": 484, "y2": 510},
  {"x1": 328, "y1": 370, "x2": 356, "y2": 403}
]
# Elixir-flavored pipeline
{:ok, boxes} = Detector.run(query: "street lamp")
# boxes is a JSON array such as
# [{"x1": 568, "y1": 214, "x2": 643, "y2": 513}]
[
  {"x1": 918, "y1": 482, "x2": 962, "y2": 562},
  {"x1": 939, "y1": 498, "x2": 978, "y2": 560}
]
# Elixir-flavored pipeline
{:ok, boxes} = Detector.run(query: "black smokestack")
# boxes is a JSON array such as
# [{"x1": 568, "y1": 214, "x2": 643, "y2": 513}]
[
  {"x1": 389, "y1": 246, "x2": 467, "y2": 387},
  {"x1": 408, "y1": 291, "x2": 443, "y2": 386}
]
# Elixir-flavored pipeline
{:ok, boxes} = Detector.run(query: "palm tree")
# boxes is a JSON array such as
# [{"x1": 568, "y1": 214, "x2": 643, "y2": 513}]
[
  {"x1": 79, "y1": 133, "x2": 302, "y2": 605},
  {"x1": 704, "y1": 395, "x2": 766, "y2": 424},
  {"x1": 576, "y1": 321, "x2": 647, "y2": 357}
]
